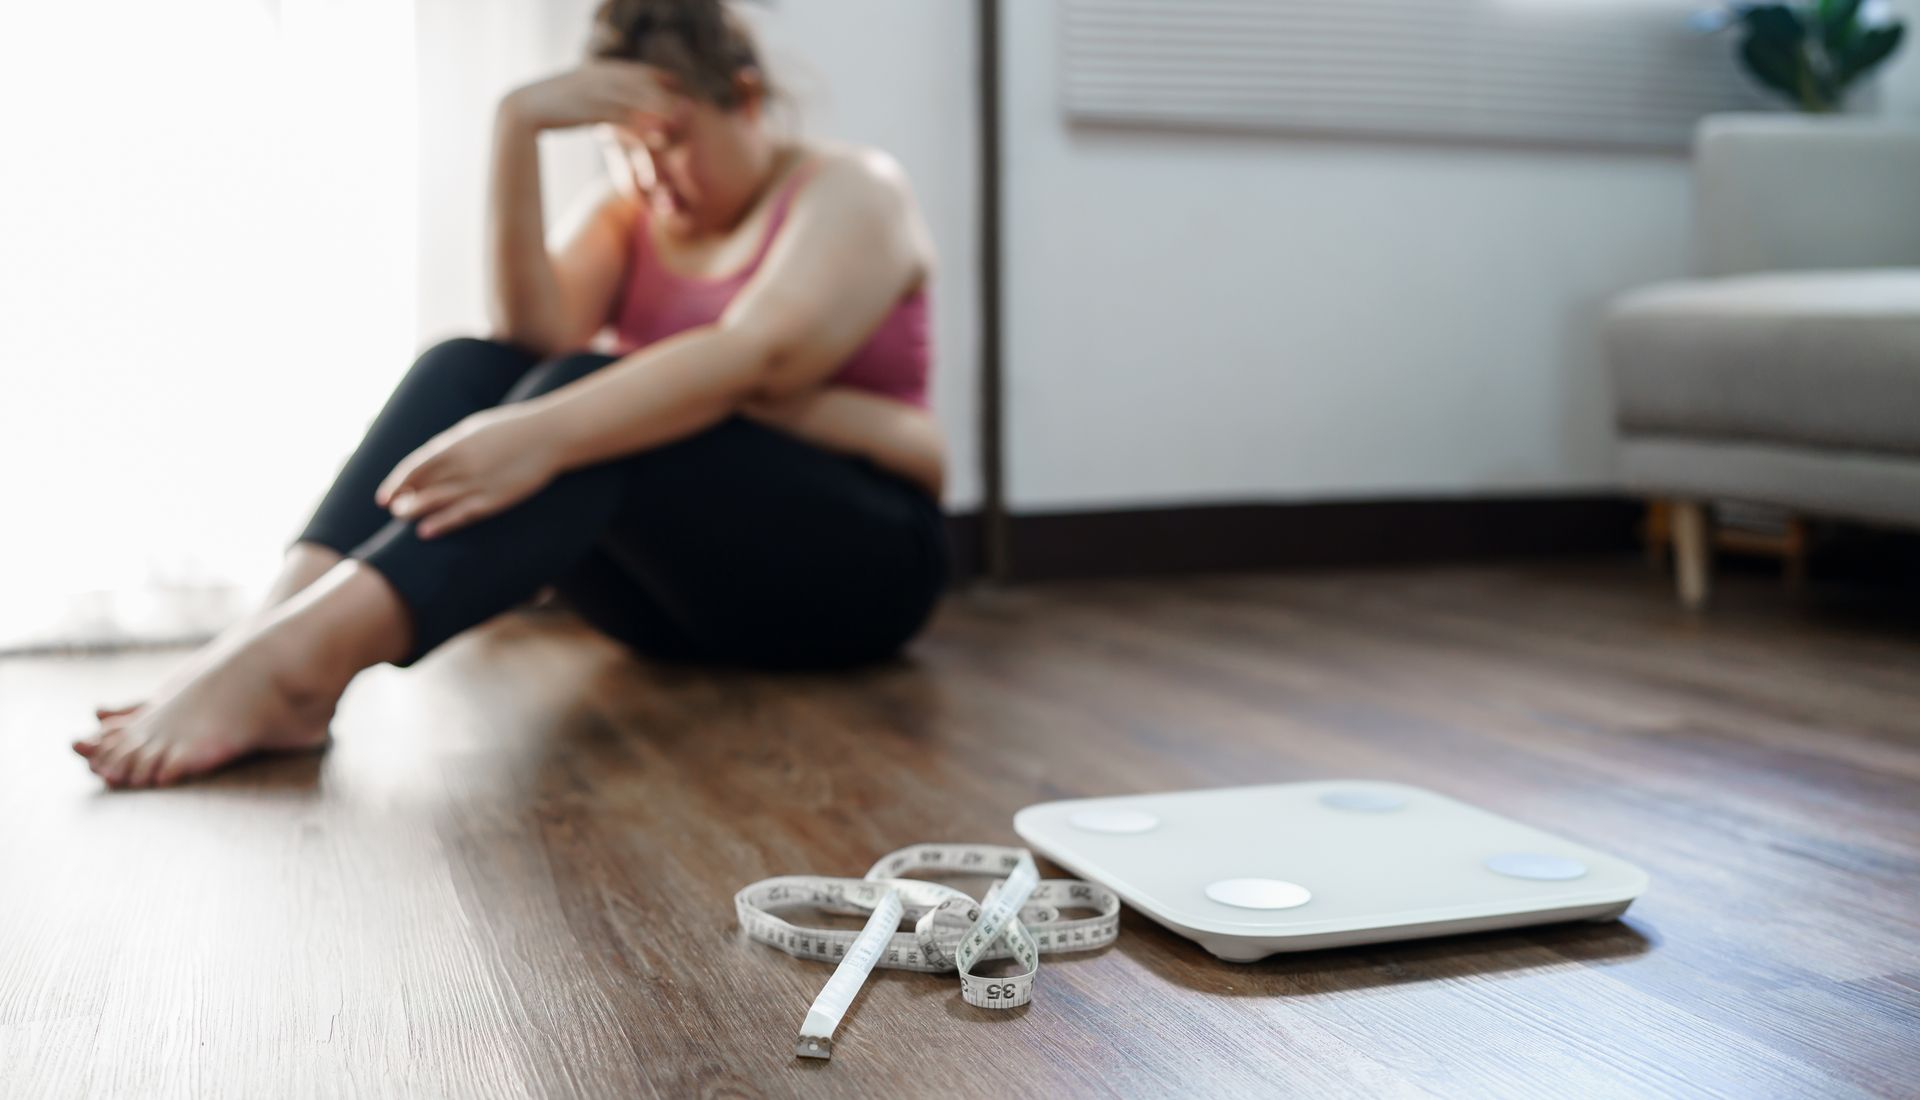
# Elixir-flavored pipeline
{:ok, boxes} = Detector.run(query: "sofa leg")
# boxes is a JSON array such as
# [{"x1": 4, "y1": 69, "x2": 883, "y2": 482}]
[
  {"x1": 1782, "y1": 517, "x2": 1808, "y2": 590},
  {"x1": 1672, "y1": 500, "x2": 1711, "y2": 610},
  {"x1": 1642, "y1": 499, "x2": 1673, "y2": 568}
]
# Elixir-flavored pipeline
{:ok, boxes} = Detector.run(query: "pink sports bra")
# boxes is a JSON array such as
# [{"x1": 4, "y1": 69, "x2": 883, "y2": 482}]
[{"x1": 605, "y1": 157, "x2": 932, "y2": 409}]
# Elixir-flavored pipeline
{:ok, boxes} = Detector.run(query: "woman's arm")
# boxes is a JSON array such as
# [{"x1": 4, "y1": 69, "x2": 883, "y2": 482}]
[
  {"x1": 530, "y1": 150, "x2": 931, "y2": 469},
  {"x1": 375, "y1": 149, "x2": 939, "y2": 537},
  {"x1": 486, "y1": 65, "x2": 675, "y2": 357}
]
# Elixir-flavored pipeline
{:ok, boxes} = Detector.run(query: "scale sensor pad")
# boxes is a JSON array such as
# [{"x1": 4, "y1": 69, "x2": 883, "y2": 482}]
[{"x1": 1012, "y1": 781, "x2": 1648, "y2": 961}]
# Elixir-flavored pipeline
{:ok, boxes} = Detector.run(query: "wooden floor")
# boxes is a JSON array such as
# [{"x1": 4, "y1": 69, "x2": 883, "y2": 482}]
[{"x1": 2, "y1": 561, "x2": 1916, "y2": 1099}]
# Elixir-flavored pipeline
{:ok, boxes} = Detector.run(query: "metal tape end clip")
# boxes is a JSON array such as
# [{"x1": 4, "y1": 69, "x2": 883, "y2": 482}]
[{"x1": 794, "y1": 1035, "x2": 834, "y2": 1060}]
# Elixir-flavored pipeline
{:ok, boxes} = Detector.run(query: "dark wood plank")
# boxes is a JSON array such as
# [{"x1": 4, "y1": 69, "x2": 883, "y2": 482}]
[{"x1": 1, "y1": 561, "x2": 1915, "y2": 1098}]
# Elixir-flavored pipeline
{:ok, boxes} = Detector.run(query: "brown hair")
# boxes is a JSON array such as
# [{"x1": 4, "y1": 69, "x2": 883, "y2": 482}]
[{"x1": 586, "y1": 0, "x2": 770, "y2": 109}]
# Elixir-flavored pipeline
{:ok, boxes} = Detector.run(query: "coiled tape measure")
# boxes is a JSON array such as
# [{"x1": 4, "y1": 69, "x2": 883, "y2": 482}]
[{"x1": 733, "y1": 843, "x2": 1121, "y2": 1059}]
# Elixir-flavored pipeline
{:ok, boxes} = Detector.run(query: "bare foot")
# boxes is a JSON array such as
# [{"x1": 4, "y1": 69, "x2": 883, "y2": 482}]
[
  {"x1": 90, "y1": 542, "x2": 344, "y2": 725},
  {"x1": 72, "y1": 635, "x2": 340, "y2": 789}
]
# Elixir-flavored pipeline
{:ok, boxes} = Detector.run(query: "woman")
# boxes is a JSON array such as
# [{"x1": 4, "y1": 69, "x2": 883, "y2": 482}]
[{"x1": 73, "y1": 0, "x2": 949, "y2": 789}]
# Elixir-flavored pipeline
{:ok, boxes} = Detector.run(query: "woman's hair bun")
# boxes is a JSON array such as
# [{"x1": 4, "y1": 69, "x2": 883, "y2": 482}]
[{"x1": 587, "y1": 0, "x2": 768, "y2": 108}]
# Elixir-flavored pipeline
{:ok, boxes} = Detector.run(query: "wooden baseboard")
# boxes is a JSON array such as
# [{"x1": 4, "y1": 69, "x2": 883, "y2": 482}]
[{"x1": 945, "y1": 496, "x2": 1639, "y2": 584}]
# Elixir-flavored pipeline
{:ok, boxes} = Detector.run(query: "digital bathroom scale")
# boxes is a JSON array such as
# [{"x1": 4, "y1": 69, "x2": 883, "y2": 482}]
[{"x1": 1012, "y1": 781, "x2": 1649, "y2": 962}]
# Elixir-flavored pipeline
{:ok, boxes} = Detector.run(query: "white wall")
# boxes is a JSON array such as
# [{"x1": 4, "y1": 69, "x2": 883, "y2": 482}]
[{"x1": 1001, "y1": 2, "x2": 1698, "y2": 510}]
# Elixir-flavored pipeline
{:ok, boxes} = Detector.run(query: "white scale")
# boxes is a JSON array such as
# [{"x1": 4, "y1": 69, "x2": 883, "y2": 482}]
[{"x1": 1012, "y1": 780, "x2": 1648, "y2": 961}]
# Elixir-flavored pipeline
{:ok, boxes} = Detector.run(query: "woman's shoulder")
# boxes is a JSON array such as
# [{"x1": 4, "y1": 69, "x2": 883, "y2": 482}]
[
  {"x1": 790, "y1": 142, "x2": 931, "y2": 270},
  {"x1": 794, "y1": 141, "x2": 918, "y2": 208}
]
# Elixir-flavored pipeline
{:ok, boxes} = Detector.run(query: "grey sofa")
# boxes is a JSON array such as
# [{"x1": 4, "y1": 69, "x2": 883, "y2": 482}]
[{"x1": 1605, "y1": 114, "x2": 1920, "y2": 608}]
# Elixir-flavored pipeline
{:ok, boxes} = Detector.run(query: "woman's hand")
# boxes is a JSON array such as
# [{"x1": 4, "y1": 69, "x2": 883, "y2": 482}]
[
  {"x1": 375, "y1": 405, "x2": 565, "y2": 540},
  {"x1": 501, "y1": 60, "x2": 684, "y2": 134}
]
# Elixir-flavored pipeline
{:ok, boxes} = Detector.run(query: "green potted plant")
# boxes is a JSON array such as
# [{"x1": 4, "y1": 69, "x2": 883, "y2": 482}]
[{"x1": 1693, "y1": 0, "x2": 1907, "y2": 112}]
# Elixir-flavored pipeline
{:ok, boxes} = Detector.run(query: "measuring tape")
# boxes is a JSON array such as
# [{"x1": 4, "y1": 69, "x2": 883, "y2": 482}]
[{"x1": 733, "y1": 842, "x2": 1123, "y2": 1060}]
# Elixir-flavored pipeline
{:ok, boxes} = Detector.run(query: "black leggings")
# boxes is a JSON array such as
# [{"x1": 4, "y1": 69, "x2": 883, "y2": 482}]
[{"x1": 295, "y1": 337, "x2": 950, "y2": 669}]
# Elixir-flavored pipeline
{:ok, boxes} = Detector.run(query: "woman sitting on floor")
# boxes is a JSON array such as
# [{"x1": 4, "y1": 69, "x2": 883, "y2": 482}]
[{"x1": 75, "y1": 0, "x2": 948, "y2": 787}]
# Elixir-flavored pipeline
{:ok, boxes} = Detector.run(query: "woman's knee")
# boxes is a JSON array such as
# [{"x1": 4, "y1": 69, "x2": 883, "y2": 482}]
[
  {"x1": 503, "y1": 350, "x2": 621, "y2": 403},
  {"x1": 403, "y1": 336, "x2": 540, "y2": 400}
]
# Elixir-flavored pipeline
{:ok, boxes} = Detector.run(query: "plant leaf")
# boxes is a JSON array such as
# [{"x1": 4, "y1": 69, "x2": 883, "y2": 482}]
[
  {"x1": 1744, "y1": 3, "x2": 1809, "y2": 45},
  {"x1": 1822, "y1": 0, "x2": 1863, "y2": 52},
  {"x1": 1739, "y1": 31, "x2": 1809, "y2": 103},
  {"x1": 1835, "y1": 23, "x2": 1906, "y2": 84}
]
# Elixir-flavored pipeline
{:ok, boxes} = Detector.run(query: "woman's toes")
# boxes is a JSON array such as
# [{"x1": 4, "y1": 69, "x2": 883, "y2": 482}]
[
  {"x1": 95, "y1": 702, "x2": 140, "y2": 721},
  {"x1": 152, "y1": 749, "x2": 188, "y2": 789},
  {"x1": 124, "y1": 745, "x2": 164, "y2": 789},
  {"x1": 90, "y1": 753, "x2": 125, "y2": 787},
  {"x1": 96, "y1": 712, "x2": 143, "y2": 735},
  {"x1": 80, "y1": 726, "x2": 122, "y2": 764},
  {"x1": 106, "y1": 758, "x2": 141, "y2": 788},
  {"x1": 91, "y1": 738, "x2": 138, "y2": 787},
  {"x1": 77, "y1": 716, "x2": 135, "y2": 756}
]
